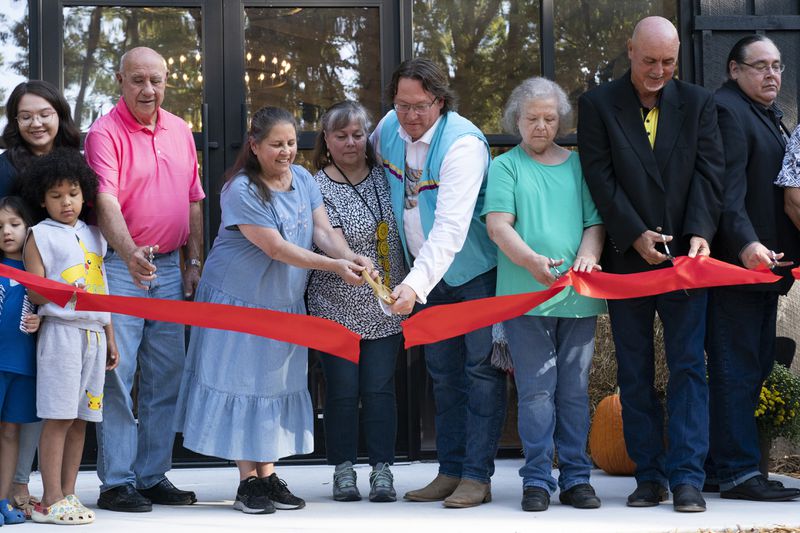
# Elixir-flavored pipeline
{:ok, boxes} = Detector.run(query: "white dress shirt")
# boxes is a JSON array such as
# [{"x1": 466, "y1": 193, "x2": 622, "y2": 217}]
[{"x1": 371, "y1": 114, "x2": 489, "y2": 304}]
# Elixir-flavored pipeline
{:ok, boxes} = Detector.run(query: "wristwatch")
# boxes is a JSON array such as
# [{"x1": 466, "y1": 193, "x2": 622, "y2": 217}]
[{"x1": 185, "y1": 258, "x2": 202, "y2": 269}]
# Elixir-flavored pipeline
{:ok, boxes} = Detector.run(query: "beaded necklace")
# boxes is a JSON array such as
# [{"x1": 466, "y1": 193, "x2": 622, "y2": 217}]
[{"x1": 332, "y1": 162, "x2": 391, "y2": 287}]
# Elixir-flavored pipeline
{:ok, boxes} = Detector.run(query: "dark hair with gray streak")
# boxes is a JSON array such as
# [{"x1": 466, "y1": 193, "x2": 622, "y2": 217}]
[
  {"x1": 385, "y1": 58, "x2": 457, "y2": 114},
  {"x1": 726, "y1": 35, "x2": 778, "y2": 79},
  {"x1": 224, "y1": 106, "x2": 296, "y2": 204},
  {"x1": 312, "y1": 101, "x2": 378, "y2": 171},
  {"x1": 502, "y1": 77, "x2": 571, "y2": 137}
]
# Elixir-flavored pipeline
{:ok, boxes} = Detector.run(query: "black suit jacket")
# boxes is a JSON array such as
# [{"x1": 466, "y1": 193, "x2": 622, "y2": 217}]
[
  {"x1": 577, "y1": 71, "x2": 725, "y2": 274},
  {"x1": 713, "y1": 79, "x2": 796, "y2": 293}
]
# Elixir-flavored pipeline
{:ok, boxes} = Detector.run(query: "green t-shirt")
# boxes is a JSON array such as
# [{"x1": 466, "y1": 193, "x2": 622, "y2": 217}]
[{"x1": 482, "y1": 146, "x2": 606, "y2": 318}]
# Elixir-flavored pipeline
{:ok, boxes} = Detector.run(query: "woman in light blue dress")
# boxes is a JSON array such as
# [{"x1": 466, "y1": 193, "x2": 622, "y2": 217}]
[{"x1": 174, "y1": 107, "x2": 372, "y2": 514}]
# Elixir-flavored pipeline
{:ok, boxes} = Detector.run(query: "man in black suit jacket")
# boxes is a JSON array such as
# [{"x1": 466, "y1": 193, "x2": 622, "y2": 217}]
[
  {"x1": 578, "y1": 16, "x2": 724, "y2": 512},
  {"x1": 706, "y1": 35, "x2": 800, "y2": 502}
]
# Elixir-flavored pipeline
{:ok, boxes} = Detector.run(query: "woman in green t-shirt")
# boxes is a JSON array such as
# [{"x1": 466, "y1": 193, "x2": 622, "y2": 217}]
[{"x1": 483, "y1": 77, "x2": 605, "y2": 513}]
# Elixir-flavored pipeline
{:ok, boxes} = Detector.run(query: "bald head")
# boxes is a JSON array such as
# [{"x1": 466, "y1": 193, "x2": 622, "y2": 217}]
[
  {"x1": 631, "y1": 16, "x2": 679, "y2": 46},
  {"x1": 119, "y1": 47, "x2": 167, "y2": 74},
  {"x1": 628, "y1": 17, "x2": 680, "y2": 105},
  {"x1": 116, "y1": 47, "x2": 168, "y2": 128}
]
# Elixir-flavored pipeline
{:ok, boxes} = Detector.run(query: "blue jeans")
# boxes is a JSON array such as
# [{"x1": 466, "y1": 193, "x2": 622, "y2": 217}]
[
  {"x1": 607, "y1": 290, "x2": 709, "y2": 490},
  {"x1": 706, "y1": 287, "x2": 777, "y2": 490},
  {"x1": 505, "y1": 315, "x2": 596, "y2": 494},
  {"x1": 96, "y1": 250, "x2": 186, "y2": 491},
  {"x1": 416, "y1": 269, "x2": 507, "y2": 484},
  {"x1": 320, "y1": 333, "x2": 402, "y2": 466}
]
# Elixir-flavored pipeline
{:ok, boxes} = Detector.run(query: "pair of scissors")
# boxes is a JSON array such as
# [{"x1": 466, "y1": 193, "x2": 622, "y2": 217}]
[
  {"x1": 661, "y1": 234, "x2": 675, "y2": 264},
  {"x1": 143, "y1": 245, "x2": 156, "y2": 289},
  {"x1": 548, "y1": 259, "x2": 563, "y2": 280}
]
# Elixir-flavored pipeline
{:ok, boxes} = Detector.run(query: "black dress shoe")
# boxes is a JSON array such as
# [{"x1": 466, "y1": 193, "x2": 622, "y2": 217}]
[
  {"x1": 672, "y1": 484, "x2": 706, "y2": 512},
  {"x1": 559, "y1": 483, "x2": 601, "y2": 509},
  {"x1": 626, "y1": 481, "x2": 668, "y2": 507},
  {"x1": 720, "y1": 475, "x2": 800, "y2": 502},
  {"x1": 706, "y1": 478, "x2": 783, "y2": 493},
  {"x1": 98, "y1": 484, "x2": 152, "y2": 513},
  {"x1": 138, "y1": 478, "x2": 197, "y2": 505},
  {"x1": 521, "y1": 487, "x2": 550, "y2": 512}
]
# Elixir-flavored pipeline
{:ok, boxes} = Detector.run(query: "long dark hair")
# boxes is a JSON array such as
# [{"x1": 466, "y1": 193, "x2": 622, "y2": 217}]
[
  {"x1": 384, "y1": 58, "x2": 457, "y2": 114},
  {"x1": 1, "y1": 80, "x2": 80, "y2": 173},
  {"x1": 312, "y1": 101, "x2": 378, "y2": 171},
  {"x1": 0, "y1": 196, "x2": 34, "y2": 260},
  {"x1": 224, "y1": 106, "x2": 296, "y2": 204}
]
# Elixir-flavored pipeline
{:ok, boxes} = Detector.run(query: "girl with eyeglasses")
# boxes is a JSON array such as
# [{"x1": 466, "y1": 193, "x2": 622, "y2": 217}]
[{"x1": 1, "y1": 81, "x2": 81, "y2": 198}]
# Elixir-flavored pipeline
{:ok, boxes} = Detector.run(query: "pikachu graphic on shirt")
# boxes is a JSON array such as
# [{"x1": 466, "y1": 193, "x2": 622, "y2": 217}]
[{"x1": 61, "y1": 235, "x2": 106, "y2": 295}]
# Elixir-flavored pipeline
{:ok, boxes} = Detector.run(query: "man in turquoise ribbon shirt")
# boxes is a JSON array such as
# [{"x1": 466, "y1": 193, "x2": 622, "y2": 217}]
[{"x1": 370, "y1": 58, "x2": 505, "y2": 508}]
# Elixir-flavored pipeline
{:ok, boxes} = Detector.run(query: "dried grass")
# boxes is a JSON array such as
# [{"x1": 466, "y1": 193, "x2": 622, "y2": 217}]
[
  {"x1": 588, "y1": 315, "x2": 669, "y2": 416},
  {"x1": 772, "y1": 454, "x2": 800, "y2": 478}
]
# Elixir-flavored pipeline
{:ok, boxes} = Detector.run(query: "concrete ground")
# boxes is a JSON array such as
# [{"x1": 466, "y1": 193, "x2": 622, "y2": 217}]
[{"x1": 30, "y1": 459, "x2": 800, "y2": 532}]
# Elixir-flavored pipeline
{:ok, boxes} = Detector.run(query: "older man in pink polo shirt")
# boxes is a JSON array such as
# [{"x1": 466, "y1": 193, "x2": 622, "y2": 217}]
[{"x1": 84, "y1": 46, "x2": 205, "y2": 513}]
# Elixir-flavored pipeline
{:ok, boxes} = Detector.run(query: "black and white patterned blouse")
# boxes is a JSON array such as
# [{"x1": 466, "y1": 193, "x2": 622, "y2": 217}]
[
  {"x1": 307, "y1": 165, "x2": 406, "y2": 339},
  {"x1": 776, "y1": 124, "x2": 800, "y2": 187}
]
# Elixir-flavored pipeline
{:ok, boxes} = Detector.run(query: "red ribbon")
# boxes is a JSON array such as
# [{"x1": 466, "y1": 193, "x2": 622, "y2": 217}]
[
  {"x1": 0, "y1": 263, "x2": 361, "y2": 363},
  {"x1": 2, "y1": 255, "x2": 781, "y2": 361},
  {"x1": 401, "y1": 256, "x2": 781, "y2": 348},
  {"x1": 793, "y1": 266, "x2": 800, "y2": 280}
]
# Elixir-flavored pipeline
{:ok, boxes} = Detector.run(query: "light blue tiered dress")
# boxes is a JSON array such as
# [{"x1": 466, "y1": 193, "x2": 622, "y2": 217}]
[{"x1": 174, "y1": 165, "x2": 320, "y2": 461}]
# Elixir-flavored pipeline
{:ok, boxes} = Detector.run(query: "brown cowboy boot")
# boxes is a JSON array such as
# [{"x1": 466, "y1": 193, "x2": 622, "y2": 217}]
[
  {"x1": 443, "y1": 479, "x2": 491, "y2": 508},
  {"x1": 403, "y1": 474, "x2": 460, "y2": 502}
]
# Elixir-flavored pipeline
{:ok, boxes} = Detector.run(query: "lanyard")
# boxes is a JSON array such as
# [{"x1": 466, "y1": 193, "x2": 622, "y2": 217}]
[
  {"x1": 332, "y1": 162, "x2": 384, "y2": 224},
  {"x1": 331, "y1": 162, "x2": 391, "y2": 286}
]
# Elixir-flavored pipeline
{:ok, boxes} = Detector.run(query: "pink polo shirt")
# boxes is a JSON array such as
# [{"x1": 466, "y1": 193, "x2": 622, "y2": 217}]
[{"x1": 84, "y1": 99, "x2": 205, "y2": 253}]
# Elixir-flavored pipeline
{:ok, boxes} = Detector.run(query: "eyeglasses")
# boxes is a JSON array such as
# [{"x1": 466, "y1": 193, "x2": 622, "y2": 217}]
[
  {"x1": 393, "y1": 99, "x2": 437, "y2": 115},
  {"x1": 739, "y1": 61, "x2": 785, "y2": 75},
  {"x1": 16, "y1": 110, "x2": 57, "y2": 126}
]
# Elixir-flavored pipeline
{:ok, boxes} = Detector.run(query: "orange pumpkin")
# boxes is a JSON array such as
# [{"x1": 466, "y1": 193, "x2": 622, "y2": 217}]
[{"x1": 589, "y1": 393, "x2": 637, "y2": 475}]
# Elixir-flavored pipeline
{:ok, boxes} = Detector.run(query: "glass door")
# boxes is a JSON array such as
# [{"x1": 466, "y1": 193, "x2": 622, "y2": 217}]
[
  {"x1": 231, "y1": 1, "x2": 407, "y2": 463},
  {"x1": 31, "y1": 0, "x2": 403, "y2": 466}
]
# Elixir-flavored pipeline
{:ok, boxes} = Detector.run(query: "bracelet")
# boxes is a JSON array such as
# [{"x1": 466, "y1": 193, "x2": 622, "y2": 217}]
[{"x1": 185, "y1": 258, "x2": 202, "y2": 269}]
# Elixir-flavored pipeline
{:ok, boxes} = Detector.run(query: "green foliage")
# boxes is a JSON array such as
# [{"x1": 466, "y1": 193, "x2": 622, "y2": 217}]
[{"x1": 756, "y1": 364, "x2": 800, "y2": 443}]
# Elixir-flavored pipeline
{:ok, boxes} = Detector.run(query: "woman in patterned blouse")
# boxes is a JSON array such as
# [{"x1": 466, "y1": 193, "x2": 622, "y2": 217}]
[{"x1": 307, "y1": 101, "x2": 407, "y2": 504}]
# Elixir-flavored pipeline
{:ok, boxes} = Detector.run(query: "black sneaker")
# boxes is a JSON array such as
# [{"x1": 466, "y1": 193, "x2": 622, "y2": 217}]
[
  {"x1": 261, "y1": 473, "x2": 306, "y2": 510},
  {"x1": 97, "y1": 484, "x2": 152, "y2": 513},
  {"x1": 234, "y1": 477, "x2": 275, "y2": 514},
  {"x1": 138, "y1": 478, "x2": 197, "y2": 505}
]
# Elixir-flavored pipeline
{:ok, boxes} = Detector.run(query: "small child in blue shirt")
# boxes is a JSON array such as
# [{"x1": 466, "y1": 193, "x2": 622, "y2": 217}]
[{"x1": 0, "y1": 195, "x2": 40, "y2": 525}]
